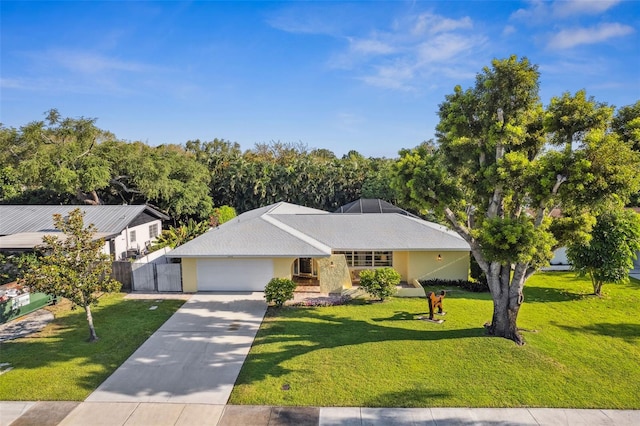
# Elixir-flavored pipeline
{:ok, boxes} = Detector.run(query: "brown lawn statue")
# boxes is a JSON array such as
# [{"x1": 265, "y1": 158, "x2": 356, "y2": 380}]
[{"x1": 419, "y1": 290, "x2": 446, "y2": 323}]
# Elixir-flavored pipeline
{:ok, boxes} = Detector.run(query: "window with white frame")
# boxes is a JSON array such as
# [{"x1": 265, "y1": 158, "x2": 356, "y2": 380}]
[
  {"x1": 149, "y1": 223, "x2": 159, "y2": 238},
  {"x1": 129, "y1": 230, "x2": 136, "y2": 243},
  {"x1": 333, "y1": 251, "x2": 392, "y2": 268}
]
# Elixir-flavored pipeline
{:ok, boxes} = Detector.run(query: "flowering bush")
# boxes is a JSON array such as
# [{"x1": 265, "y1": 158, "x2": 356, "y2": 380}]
[
  {"x1": 293, "y1": 295, "x2": 352, "y2": 307},
  {"x1": 359, "y1": 267, "x2": 401, "y2": 301},
  {"x1": 264, "y1": 278, "x2": 297, "y2": 307}
]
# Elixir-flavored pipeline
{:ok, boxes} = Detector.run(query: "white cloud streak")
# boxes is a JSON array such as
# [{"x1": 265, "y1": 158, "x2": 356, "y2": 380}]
[
  {"x1": 271, "y1": 9, "x2": 484, "y2": 91},
  {"x1": 44, "y1": 49, "x2": 153, "y2": 74},
  {"x1": 548, "y1": 22, "x2": 634, "y2": 49},
  {"x1": 511, "y1": 0, "x2": 622, "y2": 22},
  {"x1": 552, "y1": 0, "x2": 621, "y2": 18}
]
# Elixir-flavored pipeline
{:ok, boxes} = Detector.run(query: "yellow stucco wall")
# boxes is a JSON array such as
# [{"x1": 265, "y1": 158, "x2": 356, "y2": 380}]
[
  {"x1": 399, "y1": 251, "x2": 469, "y2": 282},
  {"x1": 273, "y1": 258, "x2": 296, "y2": 278},
  {"x1": 317, "y1": 255, "x2": 352, "y2": 293},
  {"x1": 181, "y1": 258, "x2": 198, "y2": 293},
  {"x1": 392, "y1": 251, "x2": 409, "y2": 282}
]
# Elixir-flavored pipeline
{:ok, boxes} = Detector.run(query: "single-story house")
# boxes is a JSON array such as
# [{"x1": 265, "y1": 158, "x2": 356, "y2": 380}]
[
  {"x1": 167, "y1": 200, "x2": 470, "y2": 293},
  {"x1": 0, "y1": 205, "x2": 169, "y2": 260}
]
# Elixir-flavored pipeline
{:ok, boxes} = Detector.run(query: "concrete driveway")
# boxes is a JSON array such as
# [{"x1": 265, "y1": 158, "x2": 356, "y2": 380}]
[{"x1": 86, "y1": 292, "x2": 267, "y2": 404}]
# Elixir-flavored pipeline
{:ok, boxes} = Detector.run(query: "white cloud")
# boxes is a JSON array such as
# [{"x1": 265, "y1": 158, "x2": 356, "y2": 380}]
[
  {"x1": 511, "y1": 0, "x2": 621, "y2": 23},
  {"x1": 269, "y1": 6, "x2": 485, "y2": 91},
  {"x1": 417, "y1": 34, "x2": 477, "y2": 63},
  {"x1": 360, "y1": 61, "x2": 416, "y2": 90},
  {"x1": 349, "y1": 37, "x2": 396, "y2": 55},
  {"x1": 548, "y1": 22, "x2": 634, "y2": 49},
  {"x1": 44, "y1": 49, "x2": 152, "y2": 74},
  {"x1": 266, "y1": 4, "x2": 353, "y2": 36},
  {"x1": 510, "y1": 0, "x2": 551, "y2": 23},
  {"x1": 552, "y1": 0, "x2": 621, "y2": 18},
  {"x1": 411, "y1": 13, "x2": 473, "y2": 36},
  {"x1": 502, "y1": 25, "x2": 517, "y2": 36}
]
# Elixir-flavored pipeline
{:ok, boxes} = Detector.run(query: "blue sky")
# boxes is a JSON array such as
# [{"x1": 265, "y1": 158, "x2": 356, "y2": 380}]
[{"x1": 1, "y1": 1, "x2": 638, "y2": 158}]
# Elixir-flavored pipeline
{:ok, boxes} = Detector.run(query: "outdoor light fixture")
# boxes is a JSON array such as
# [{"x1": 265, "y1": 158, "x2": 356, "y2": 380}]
[{"x1": 437, "y1": 254, "x2": 442, "y2": 261}]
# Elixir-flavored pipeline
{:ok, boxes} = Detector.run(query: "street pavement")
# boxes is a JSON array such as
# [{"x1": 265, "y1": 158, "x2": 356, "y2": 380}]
[{"x1": 2, "y1": 292, "x2": 639, "y2": 425}]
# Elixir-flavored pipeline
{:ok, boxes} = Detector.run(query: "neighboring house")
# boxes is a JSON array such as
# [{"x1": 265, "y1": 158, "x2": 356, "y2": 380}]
[
  {"x1": 0, "y1": 205, "x2": 169, "y2": 260},
  {"x1": 167, "y1": 200, "x2": 470, "y2": 293},
  {"x1": 546, "y1": 207, "x2": 640, "y2": 273}
]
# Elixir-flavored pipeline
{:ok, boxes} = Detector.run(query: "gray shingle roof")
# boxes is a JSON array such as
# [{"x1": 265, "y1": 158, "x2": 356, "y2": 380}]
[
  {"x1": 273, "y1": 213, "x2": 468, "y2": 251},
  {"x1": 168, "y1": 201, "x2": 469, "y2": 258},
  {"x1": 0, "y1": 205, "x2": 168, "y2": 236}
]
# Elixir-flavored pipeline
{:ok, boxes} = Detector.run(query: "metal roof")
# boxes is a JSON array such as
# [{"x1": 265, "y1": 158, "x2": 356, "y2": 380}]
[
  {"x1": 0, "y1": 205, "x2": 168, "y2": 236},
  {"x1": 334, "y1": 198, "x2": 418, "y2": 217},
  {"x1": 168, "y1": 201, "x2": 469, "y2": 258},
  {"x1": 0, "y1": 232, "x2": 113, "y2": 250}
]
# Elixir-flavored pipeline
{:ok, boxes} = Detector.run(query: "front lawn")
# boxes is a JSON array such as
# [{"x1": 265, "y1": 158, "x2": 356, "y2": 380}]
[
  {"x1": 0, "y1": 294, "x2": 184, "y2": 400},
  {"x1": 230, "y1": 272, "x2": 640, "y2": 408}
]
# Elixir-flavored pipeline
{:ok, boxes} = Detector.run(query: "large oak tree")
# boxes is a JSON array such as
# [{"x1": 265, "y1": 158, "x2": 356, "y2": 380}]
[{"x1": 395, "y1": 56, "x2": 640, "y2": 344}]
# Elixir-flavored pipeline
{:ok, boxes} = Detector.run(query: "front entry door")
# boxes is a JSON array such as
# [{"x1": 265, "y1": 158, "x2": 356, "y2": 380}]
[{"x1": 297, "y1": 258, "x2": 317, "y2": 277}]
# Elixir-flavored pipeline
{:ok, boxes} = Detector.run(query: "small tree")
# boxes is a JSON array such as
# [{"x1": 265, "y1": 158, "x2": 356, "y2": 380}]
[
  {"x1": 210, "y1": 205, "x2": 237, "y2": 226},
  {"x1": 264, "y1": 278, "x2": 297, "y2": 307},
  {"x1": 567, "y1": 208, "x2": 640, "y2": 296},
  {"x1": 149, "y1": 218, "x2": 210, "y2": 251},
  {"x1": 21, "y1": 208, "x2": 121, "y2": 342},
  {"x1": 359, "y1": 267, "x2": 401, "y2": 301}
]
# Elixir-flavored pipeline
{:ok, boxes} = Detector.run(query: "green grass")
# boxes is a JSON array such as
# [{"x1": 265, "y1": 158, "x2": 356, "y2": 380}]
[
  {"x1": 230, "y1": 272, "x2": 640, "y2": 408},
  {"x1": 0, "y1": 293, "x2": 184, "y2": 400}
]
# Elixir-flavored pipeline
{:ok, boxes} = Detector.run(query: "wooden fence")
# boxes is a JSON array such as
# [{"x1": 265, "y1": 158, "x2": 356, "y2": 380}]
[{"x1": 112, "y1": 248, "x2": 182, "y2": 292}]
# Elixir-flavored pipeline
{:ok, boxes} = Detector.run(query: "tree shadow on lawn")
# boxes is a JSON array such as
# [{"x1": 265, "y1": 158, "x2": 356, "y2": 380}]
[
  {"x1": 523, "y1": 286, "x2": 587, "y2": 303},
  {"x1": 362, "y1": 387, "x2": 451, "y2": 408},
  {"x1": 237, "y1": 309, "x2": 484, "y2": 386},
  {"x1": 553, "y1": 321, "x2": 640, "y2": 344}
]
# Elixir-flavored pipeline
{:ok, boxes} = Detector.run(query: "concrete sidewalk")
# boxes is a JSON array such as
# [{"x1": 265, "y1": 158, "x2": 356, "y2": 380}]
[{"x1": 2, "y1": 402, "x2": 639, "y2": 425}]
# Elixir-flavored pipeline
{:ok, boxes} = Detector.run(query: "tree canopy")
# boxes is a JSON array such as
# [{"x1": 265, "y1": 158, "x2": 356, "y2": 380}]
[{"x1": 394, "y1": 56, "x2": 640, "y2": 344}]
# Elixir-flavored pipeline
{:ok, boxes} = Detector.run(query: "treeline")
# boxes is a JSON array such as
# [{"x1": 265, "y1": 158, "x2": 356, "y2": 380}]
[{"x1": 0, "y1": 109, "x2": 399, "y2": 224}]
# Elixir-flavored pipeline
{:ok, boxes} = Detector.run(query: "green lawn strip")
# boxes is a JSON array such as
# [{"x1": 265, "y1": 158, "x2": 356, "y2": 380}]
[
  {"x1": 230, "y1": 272, "x2": 640, "y2": 408},
  {"x1": 0, "y1": 293, "x2": 184, "y2": 401}
]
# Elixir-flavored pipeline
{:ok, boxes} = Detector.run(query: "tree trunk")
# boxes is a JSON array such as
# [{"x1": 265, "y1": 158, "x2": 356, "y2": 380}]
[
  {"x1": 84, "y1": 304, "x2": 99, "y2": 342},
  {"x1": 589, "y1": 271, "x2": 603, "y2": 296},
  {"x1": 594, "y1": 282, "x2": 603, "y2": 296},
  {"x1": 485, "y1": 263, "x2": 525, "y2": 345}
]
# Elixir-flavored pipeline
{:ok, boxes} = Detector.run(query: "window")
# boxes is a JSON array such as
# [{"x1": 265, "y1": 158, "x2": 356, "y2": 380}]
[
  {"x1": 149, "y1": 223, "x2": 159, "y2": 238},
  {"x1": 129, "y1": 230, "x2": 136, "y2": 243},
  {"x1": 374, "y1": 251, "x2": 393, "y2": 267},
  {"x1": 334, "y1": 251, "x2": 393, "y2": 268}
]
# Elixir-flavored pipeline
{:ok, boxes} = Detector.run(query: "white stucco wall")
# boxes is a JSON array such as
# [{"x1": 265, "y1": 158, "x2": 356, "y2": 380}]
[{"x1": 108, "y1": 219, "x2": 163, "y2": 260}]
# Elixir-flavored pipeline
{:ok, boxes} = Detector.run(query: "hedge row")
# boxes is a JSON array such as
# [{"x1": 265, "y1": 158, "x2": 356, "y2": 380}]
[{"x1": 419, "y1": 278, "x2": 490, "y2": 293}]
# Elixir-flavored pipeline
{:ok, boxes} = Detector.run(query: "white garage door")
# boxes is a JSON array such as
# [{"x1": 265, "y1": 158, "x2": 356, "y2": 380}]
[{"x1": 196, "y1": 258, "x2": 274, "y2": 291}]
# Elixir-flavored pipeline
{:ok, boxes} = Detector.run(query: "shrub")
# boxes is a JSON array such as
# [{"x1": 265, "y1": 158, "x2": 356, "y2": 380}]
[
  {"x1": 420, "y1": 278, "x2": 490, "y2": 293},
  {"x1": 264, "y1": 278, "x2": 297, "y2": 307},
  {"x1": 359, "y1": 267, "x2": 401, "y2": 301},
  {"x1": 293, "y1": 295, "x2": 352, "y2": 307},
  {"x1": 470, "y1": 256, "x2": 488, "y2": 286}
]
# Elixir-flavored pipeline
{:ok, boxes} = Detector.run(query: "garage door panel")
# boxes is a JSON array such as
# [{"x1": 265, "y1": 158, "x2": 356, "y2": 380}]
[{"x1": 197, "y1": 259, "x2": 273, "y2": 291}]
